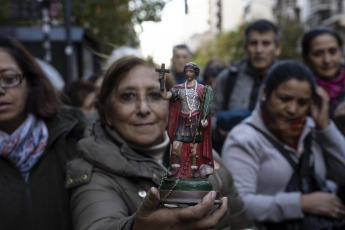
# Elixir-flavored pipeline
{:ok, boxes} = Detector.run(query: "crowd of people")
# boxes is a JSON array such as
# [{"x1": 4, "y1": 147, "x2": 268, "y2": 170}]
[{"x1": 1, "y1": 17, "x2": 345, "y2": 230}]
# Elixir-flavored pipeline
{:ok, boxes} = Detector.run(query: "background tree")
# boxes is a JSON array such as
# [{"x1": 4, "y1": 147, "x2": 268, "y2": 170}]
[
  {"x1": 1, "y1": 0, "x2": 166, "y2": 54},
  {"x1": 277, "y1": 16, "x2": 304, "y2": 62}
]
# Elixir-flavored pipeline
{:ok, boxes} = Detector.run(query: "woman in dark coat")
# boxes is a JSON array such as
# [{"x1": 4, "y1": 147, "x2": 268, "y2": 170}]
[{"x1": 0, "y1": 35, "x2": 84, "y2": 230}]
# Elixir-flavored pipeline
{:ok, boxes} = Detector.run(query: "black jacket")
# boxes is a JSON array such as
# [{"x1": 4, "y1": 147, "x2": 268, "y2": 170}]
[{"x1": 0, "y1": 107, "x2": 85, "y2": 230}]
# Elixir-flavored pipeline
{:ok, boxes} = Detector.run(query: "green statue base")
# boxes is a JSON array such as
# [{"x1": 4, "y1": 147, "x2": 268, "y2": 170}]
[{"x1": 159, "y1": 178, "x2": 221, "y2": 205}]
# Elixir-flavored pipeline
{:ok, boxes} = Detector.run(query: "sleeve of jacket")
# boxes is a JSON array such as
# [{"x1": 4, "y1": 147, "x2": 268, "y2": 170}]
[
  {"x1": 71, "y1": 169, "x2": 135, "y2": 230},
  {"x1": 221, "y1": 125, "x2": 304, "y2": 223},
  {"x1": 209, "y1": 150, "x2": 255, "y2": 230},
  {"x1": 315, "y1": 121, "x2": 345, "y2": 184}
]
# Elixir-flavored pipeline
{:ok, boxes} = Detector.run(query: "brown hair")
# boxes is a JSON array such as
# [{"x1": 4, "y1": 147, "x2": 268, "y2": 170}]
[
  {"x1": 0, "y1": 35, "x2": 61, "y2": 118},
  {"x1": 62, "y1": 80, "x2": 97, "y2": 107}
]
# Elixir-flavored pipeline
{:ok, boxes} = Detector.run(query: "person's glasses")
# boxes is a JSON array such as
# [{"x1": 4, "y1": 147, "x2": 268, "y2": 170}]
[{"x1": 0, "y1": 74, "x2": 23, "y2": 88}]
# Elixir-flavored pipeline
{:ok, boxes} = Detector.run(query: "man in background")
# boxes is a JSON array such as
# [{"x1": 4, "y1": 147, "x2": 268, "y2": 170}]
[
  {"x1": 212, "y1": 19, "x2": 282, "y2": 153},
  {"x1": 170, "y1": 44, "x2": 192, "y2": 84}
]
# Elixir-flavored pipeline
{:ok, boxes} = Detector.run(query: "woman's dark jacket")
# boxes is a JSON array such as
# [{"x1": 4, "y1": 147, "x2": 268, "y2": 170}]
[{"x1": 0, "y1": 107, "x2": 85, "y2": 230}]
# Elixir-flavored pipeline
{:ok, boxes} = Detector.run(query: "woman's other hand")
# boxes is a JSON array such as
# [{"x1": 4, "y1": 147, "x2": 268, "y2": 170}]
[
  {"x1": 310, "y1": 86, "x2": 330, "y2": 130},
  {"x1": 133, "y1": 187, "x2": 228, "y2": 230},
  {"x1": 300, "y1": 192, "x2": 345, "y2": 219}
]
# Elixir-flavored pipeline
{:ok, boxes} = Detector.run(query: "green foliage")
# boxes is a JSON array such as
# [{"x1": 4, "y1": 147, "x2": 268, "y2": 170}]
[
  {"x1": 0, "y1": 0, "x2": 166, "y2": 54},
  {"x1": 70, "y1": 0, "x2": 166, "y2": 53},
  {"x1": 193, "y1": 22, "x2": 247, "y2": 68},
  {"x1": 277, "y1": 16, "x2": 304, "y2": 62},
  {"x1": 202, "y1": 85, "x2": 213, "y2": 122},
  {"x1": 193, "y1": 17, "x2": 304, "y2": 69}
]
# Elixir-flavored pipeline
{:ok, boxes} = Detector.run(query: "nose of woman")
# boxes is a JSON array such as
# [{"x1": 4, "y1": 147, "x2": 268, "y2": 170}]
[
  {"x1": 286, "y1": 101, "x2": 298, "y2": 115},
  {"x1": 136, "y1": 97, "x2": 151, "y2": 116}
]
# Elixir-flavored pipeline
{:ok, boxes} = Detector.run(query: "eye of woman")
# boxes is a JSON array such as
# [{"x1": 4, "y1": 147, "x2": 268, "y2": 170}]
[
  {"x1": 311, "y1": 50, "x2": 323, "y2": 57},
  {"x1": 279, "y1": 95, "x2": 291, "y2": 103},
  {"x1": 298, "y1": 98, "x2": 311, "y2": 107},
  {"x1": 329, "y1": 47, "x2": 340, "y2": 55},
  {"x1": 148, "y1": 91, "x2": 162, "y2": 101},
  {"x1": 120, "y1": 92, "x2": 135, "y2": 101}
]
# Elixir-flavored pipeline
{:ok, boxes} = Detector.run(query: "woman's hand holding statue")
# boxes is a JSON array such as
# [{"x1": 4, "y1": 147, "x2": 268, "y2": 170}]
[{"x1": 133, "y1": 187, "x2": 228, "y2": 230}]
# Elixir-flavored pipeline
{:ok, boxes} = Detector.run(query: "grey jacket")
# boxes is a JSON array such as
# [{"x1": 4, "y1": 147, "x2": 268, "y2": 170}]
[
  {"x1": 67, "y1": 122, "x2": 254, "y2": 230},
  {"x1": 211, "y1": 59, "x2": 278, "y2": 148},
  {"x1": 221, "y1": 105, "x2": 345, "y2": 223}
]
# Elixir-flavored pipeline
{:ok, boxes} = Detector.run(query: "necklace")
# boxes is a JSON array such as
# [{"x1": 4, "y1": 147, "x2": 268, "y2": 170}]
[{"x1": 185, "y1": 80, "x2": 197, "y2": 119}]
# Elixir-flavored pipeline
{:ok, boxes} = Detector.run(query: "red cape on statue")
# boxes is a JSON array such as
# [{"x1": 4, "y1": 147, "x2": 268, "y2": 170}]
[{"x1": 167, "y1": 83, "x2": 213, "y2": 178}]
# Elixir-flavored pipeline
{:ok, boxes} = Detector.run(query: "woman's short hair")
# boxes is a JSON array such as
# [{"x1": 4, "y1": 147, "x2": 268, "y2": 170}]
[
  {"x1": 97, "y1": 56, "x2": 156, "y2": 124},
  {"x1": 184, "y1": 62, "x2": 200, "y2": 77},
  {"x1": 244, "y1": 19, "x2": 281, "y2": 45},
  {"x1": 264, "y1": 60, "x2": 317, "y2": 99},
  {"x1": 0, "y1": 34, "x2": 61, "y2": 118},
  {"x1": 301, "y1": 26, "x2": 343, "y2": 59}
]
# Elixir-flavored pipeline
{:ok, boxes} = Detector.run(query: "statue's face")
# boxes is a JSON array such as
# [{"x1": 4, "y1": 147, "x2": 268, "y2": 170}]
[{"x1": 185, "y1": 67, "x2": 196, "y2": 82}]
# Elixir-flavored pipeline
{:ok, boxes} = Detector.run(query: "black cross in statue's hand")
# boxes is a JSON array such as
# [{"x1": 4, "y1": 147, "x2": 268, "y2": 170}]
[{"x1": 155, "y1": 63, "x2": 170, "y2": 92}]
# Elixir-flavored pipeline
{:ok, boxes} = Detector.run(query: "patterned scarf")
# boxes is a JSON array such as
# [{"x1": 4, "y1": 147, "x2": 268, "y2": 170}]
[
  {"x1": 0, "y1": 114, "x2": 48, "y2": 181},
  {"x1": 261, "y1": 102, "x2": 305, "y2": 150},
  {"x1": 316, "y1": 69, "x2": 345, "y2": 106}
]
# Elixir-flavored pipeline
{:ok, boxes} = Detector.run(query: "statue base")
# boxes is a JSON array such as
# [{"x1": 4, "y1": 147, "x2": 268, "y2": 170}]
[{"x1": 159, "y1": 177, "x2": 221, "y2": 205}]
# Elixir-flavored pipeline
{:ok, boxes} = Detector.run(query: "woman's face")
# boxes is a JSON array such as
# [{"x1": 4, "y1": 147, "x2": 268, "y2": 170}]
[
  {"x1": 0, "y1": 50, "x2": 30, "y2": 134},
  {"x1": 306, "y1": 33, "x2": 342, "y2": 79},
  {"x1": 80, "y1": 92, "x2": 96, "y2": 116},
  {"x1": 106, "y1": 65, "x2": 169, "y2": 148},
  {"x1": 263, "y1": 79, "x2": 312, "y2": 132}
]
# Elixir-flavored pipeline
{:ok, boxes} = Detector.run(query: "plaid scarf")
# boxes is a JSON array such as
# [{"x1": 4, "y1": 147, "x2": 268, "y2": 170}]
[{"x1": 0, "y1": 114, "x2": 48, "y2": 181}]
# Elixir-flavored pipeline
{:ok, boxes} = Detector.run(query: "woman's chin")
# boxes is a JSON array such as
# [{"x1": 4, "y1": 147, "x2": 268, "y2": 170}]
[{"x1": 131, "y1": 136, "x2": 162, "y2": 148}]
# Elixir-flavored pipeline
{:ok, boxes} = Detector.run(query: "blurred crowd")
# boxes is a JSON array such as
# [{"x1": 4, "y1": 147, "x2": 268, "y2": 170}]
[{"x1": 1, "y1": 18, "x2": 345, "y2": 230}]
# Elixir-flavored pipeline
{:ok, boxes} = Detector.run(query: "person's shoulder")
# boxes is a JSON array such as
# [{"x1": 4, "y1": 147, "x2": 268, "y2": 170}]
[
  {"x1": 65, "y1": 157, "x2": 93, "y2": 189},
  {"x1": 231, "y1": 59, "x2": 247, "y2": 70},
  {"x1": 44, "y1": 105, "x2": 81, "y2": 127},
  {"x1": 63, "y1": 105, "x2": 87, "y2": 129},
  {"x1": 228, "y1": 120, "x2": 264, "y2": 144},
  {"x1": 46, "y1": 105, "x2": 87, "y2": 139},
  {"x1": 217, "y1": 59, "x2": 246, "y2": 80}
]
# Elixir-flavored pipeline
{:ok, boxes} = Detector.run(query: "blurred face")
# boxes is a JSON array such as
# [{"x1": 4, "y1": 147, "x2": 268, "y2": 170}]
[
  {"x1": 106, "y1": 65, "x2": 169, "y2": 148},
  {"x1": 172, "y1": 48, "x2": 191, "y2": 73},
  {"x1": 80, "y1": 92, "x2": 96, "y2": 116},
  {"x1": 204, "y1": 77, "x2": 217, "y2": 90},
  {"x1": 0, "y1": 50, "x2": 30, "y2": 134},
  {"x1": 305, "y1": 34, "x2": 342, "y2": 79},
  {"x1": 263, "y1": 79, "x2": 312, "y2": 133},
  {"x1": 94, "y1": 77, "x2": 104, "y2": 91},
  {"x1": 245, "y1": 30, "x2": 281, "y2": 72},
  {"x1": 185, "y1": 67, "x2": 197, "y2": 82}
]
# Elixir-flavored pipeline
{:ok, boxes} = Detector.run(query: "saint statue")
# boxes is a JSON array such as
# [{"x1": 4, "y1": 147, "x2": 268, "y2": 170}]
[{"x1": 157, "y1": 62, "x2": 216, "y2": 204}]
